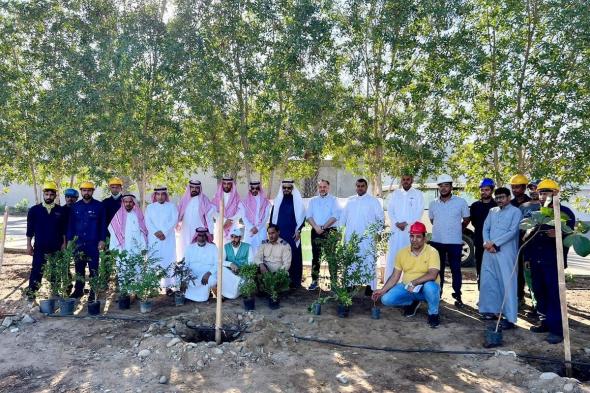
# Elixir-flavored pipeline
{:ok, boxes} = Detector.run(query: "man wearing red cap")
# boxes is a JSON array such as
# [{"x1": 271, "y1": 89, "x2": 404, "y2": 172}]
[{"x1": 372, "y1": 221, "x2": 441, "y2": 328}]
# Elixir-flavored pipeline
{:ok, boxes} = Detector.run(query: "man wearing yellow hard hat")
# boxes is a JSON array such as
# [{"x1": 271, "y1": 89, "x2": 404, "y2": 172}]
[
  {"x1": 522, "y1": 179, "x2": 576, "y2": 344},
  {"x1": 103, "y1": 177, "x2": 124, "y2": 228},
  {"x1": 509, "y1": 174, "x2": 531, "y2": 208},
  {"x1": 66, "y1": 181, "x2": 107, "y2": 299},
  {"x1": 25, "y1": 181, "x2": 67, "y2": 301}
]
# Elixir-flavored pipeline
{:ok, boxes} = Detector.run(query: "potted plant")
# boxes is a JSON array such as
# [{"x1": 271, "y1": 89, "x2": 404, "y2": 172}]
[
  {"x1": 130, "y1": 255, "x2": 165, "y2": 313},
  {"x1": 37, "y1": 250, "x2": 65, "y2": 314},
  {"x1": 170, "y1": 258, "x2": 196, "y2": 306},
  {"x1": 87, "y1": 249, "x2": 117, "y2": 315},
  {"x1": 50, "y1": 239, "x2": 82, "y2": 316},
  {"x1": 260, "y1": 269, "x2": 290, "y2": 309},
  {"x1": 115, "y1": 250, "x2": 140, "y2": 309},
  {"x1": 238, "y1": 263, "x2": 259, "y2": 310}
]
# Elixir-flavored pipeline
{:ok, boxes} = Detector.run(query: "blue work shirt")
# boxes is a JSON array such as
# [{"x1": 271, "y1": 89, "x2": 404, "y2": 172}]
[
  {"x1": 67, "y1": 198, "x2": 107, "y2": 248},
  {"x1": 429, "y1": 195, "x2": 470, "y2": 245}
]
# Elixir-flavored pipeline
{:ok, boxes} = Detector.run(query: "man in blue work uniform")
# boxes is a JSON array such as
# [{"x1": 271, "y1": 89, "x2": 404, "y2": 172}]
[
  {"x1": 469, "y1": 178, "x2": 497, "y2": 289},
  {"x1": 62, "y1": 188, "x2": 79, "y2": 224},
  {"x1": 523, "y1": 179, "x2": 575, "y2": 344},
  {"x1": 25, "y1": 181, "x2": 67, "y2": 300},
  {"x1": 66, "y1": 181, "x2": 106, "y2": 299},
  {"x1": 102, "y1": 177, "x2": 124, "y2": 229}
]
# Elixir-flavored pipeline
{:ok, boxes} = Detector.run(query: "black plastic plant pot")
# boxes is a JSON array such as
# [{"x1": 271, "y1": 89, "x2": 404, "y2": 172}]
[
  {"x1": 59, "y1": 298, "x2": 76, "y2": 316},
  {"x1": 371, "y1": 306, "x2": 381, "y2": 320},
  {"x1": 174, "y1": 293, "x2": 186, "y2": 306},
  {"x1": 87, "y1": 300, "x2": 101, "y2": 315},
  {"x1": 118, "y1": 295, "x2": 131, "y2": 310},
  {"x1": 484, "y1": 325, "x2": 503, "y2": 348},
  {"x1": 268, "y1": 298, "x2": 280, "y2": 310},
  {"x1": 243, "y1": 297, "x2": 255, "y2": 311},
  {"x1": 337, "y1": 304, "x2": 350, "y2": 318},
  {"x1": 39, "y1": 299, "x2": 56, "y2": 315},
  {"x1": 139, "y1": 300, "x2": 153, "y2": 314},
  {"x1": 312, "y1": 303, "x2": 321, "y2": 315}
]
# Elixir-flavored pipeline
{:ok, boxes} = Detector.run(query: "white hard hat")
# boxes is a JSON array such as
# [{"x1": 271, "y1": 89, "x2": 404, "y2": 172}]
[{"x1": 436, "y1": 174, "x2": 453, "y2": 185}]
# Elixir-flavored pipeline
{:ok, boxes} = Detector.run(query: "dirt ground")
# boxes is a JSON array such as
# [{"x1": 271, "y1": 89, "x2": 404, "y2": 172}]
[{"x1": 1, "y1": 253, "x2": 589, "y2": 393}]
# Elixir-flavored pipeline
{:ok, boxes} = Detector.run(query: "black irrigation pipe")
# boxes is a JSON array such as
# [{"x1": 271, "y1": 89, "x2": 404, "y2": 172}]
[
  {"x1": 185, "y1": 323, "x2": 252, "y2": 335},
  {"x1": 292, "y1": 335, "x2": 590, "y2": 368},
  {"x1": 46, "y1": 314, "x2": 160, "y2": 323}
]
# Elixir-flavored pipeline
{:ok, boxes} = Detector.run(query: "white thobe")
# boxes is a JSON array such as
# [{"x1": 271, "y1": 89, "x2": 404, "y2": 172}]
[
  {"x1": 242, "y1": 196, "x2": 272, "y2": 255},
  {"x1": 340, "y1": 194, "x2": 385, "y2": 289},
  {"x1": 145, "y1": 201, "x2": 178, "y2": 288},
  {"x1": 221, "y1": 243, "x2": 254, "y2": 299},
  {"x1": 385, "y1": 187, "x2": 424, "y2": 280},
  {"x1": 184, "y1": 242, "x2": 218, "y2": 302},
  {"x1": 108, "y1": 212, "x2": 146, "y2": 285},
  {"x1": 213, "y1": 193, "x2": 244, "y2": 246},
  {"x1": 177, "y1": 196, "x2": 214, "y2": 260}
]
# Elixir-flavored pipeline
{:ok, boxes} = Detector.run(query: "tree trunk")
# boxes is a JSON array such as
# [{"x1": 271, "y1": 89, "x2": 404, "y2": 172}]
[{"x1": 30, "y1": 161, "x2": 39, "y2": 205}]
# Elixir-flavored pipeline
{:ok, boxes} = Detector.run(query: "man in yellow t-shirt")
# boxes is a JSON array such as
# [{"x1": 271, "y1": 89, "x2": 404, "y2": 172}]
[{"x1": 372, "y1": 221, "x2": 441, "y2": 328}]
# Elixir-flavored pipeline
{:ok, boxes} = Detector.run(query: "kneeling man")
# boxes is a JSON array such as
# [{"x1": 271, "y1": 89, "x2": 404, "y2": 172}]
[
  {"x1": 372, "y1": 221, "x2": 441, "y2": 328},
  {"x1": 222, "y1": 227, "x2": 254, "y2": 299},
  {"x1": 185, "y1": 227, "x2": 218, "y2": 302}
]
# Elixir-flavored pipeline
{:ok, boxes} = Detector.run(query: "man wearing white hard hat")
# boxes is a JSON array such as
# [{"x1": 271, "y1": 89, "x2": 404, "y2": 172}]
[
  {"x1": 428, "y1": 174, "x2": 470, "y2": 307},
  {"x1": 221, "y1": 227, "x2": 254, "y2": 299}
]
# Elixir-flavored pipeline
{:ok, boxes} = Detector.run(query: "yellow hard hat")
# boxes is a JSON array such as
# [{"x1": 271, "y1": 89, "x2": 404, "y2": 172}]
[
  {"x1": 108, "y1": 177, "x2": 123, "y2": 186},
  {"x1": 537, "y1": 179, "x2": 560, "y2": 191},
  {"x1": 509, "y1": 174, "x2": 529, "y2": 185},
  {"x1": 42, "y1": 181, "x2": 58, "y2": 192},
  {"x1": 79, "y1": 181, "x2": 95, "y2": 190}
]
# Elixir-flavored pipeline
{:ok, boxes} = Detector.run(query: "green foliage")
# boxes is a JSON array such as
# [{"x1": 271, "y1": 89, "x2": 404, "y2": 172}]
[
  {"x1": 88, "y1": 249, "x2": 117, "y2": 300},
  {"x1": 260, "y1": 269, "x2": 290, "y2": 302},
  {"x1": 129, "y1": 253, "x2": 166, "y2": 301},
  {"x1": 14, "y1": 198, "x2": 29, "y2": 213},
  {"x1": 44, "y1": 239, "x2": 82, "y2": 299},
  {"x1": 170, "y1": 258, "x2": 196, "y2": 294},
  {"x1": 238, "y1": 263, "x2": 259, "y2": 298}
]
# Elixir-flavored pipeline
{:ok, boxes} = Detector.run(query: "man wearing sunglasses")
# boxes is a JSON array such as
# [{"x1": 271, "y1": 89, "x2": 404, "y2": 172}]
[
  {"x1": 242, "y1": 181, "x2": 272, "y2": 255},
  {"x1": 270, "y1": 180, "x2": 306, "y2": 289}
]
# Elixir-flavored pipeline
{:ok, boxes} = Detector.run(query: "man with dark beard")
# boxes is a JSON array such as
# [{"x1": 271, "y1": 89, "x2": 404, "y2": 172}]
[
  {"x1": 270, "y1": 180, "x2": 306, "y2": 289},
  {"x1": 469, "y1": 178, "x2": 497, "y2": 289},
  {"x1": 25, "y1": 181, "x2": 67, "y2": 300}
]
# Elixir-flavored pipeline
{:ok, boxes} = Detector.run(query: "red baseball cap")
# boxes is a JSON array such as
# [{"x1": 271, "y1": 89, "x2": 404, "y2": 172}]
[{"x1": 409, "y1": 221, "x2": 427, "y2": 234}]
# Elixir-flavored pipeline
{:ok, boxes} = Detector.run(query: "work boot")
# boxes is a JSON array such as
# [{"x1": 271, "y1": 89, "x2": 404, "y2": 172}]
[
  {"x1": 530, "y1": 323, "x2": 549, "y2": 333},
  {"x1": 308, "y1": 281, "x2": 318, "y2": 291},
  {"x1": 545, "y1": 333, "x2": 564, "y2": 344},
  {"x1": 499, "y1": 319, "x2": 515, "y2": 330},
  {"x1": 403, "y1": 301, "x2": 421, "y2": 317},
  {"x1": 69, "y1": 290, "x2": 83, "y2": 299},
  {"x1": 452, "y1": 293, "x2": 464, "y2": 308},
  {"x1": 479, "y1": 313, "x2": 495, "y2": 320},
  {"x1": 428, "y1": 314, "x2": 440, "y2": 328}
]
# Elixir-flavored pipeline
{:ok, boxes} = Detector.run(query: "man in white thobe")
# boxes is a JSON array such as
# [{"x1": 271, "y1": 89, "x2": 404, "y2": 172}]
[
  {"x1": 145, "y1": 187, "x2": 178, "y2": 289},
  {"x1": 185, "y1": 227, "x2": 218, "y2": 302},
  {"x1": 221, "y1": 227, "x2": 254, "y2": 299},
  {"x1": 241, "y1": 181, "x2": 272, "y2": 255},
  {"x1": 340, "y1": 178, "x2": 385, "y2": 291},
  {"x1": 385, "y1": 175, "x2": 424, "y2": 280},
  {"x1": 108, "y1": 194, "x2": 148, "y2": 255},
  {"x1": 212, "y1": 177, "x2": 244, "y2": 244},
  {"x1": 176, "y1": 179, "x2": 215, "y2": 259}
]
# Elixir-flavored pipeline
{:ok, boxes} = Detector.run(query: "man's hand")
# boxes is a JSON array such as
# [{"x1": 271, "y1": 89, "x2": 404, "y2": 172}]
[
  {"x1": 547, "y1": 229, "x2": 556, "y2": 238},
  {"x1": 259, "y1": 264, "x2": 269, "y2": 274},
  {"x1": 175, "y1": 223, "x2": 182, "y2": 232},
  {"x1": 294, "y1": 231, "x2": 301, "y2": 241},
  {"x1": 314, "y1": 226, "x2": 324, "y2": 235},
  {"x1": 395, "y1": 222, "x2": 408, "y2": 231},
  {"x1": 223, "y1": 219, "x2": 233, "y2": 230},
  {"x1": 201, "y1": 272, "x2": 212, "y2": 285},
  {"x1": 405, "y1": 282, "x2": 415, "y2": 293},
  {"x1": 155, "y1": 231, "x2": 165, "y2": 240},
  {"x1": 250, "y1": 227, "x2": 258, "y2": 235},
  {"x1": 27, "y1": 244, "x2": 34, "y2": 256},
  {"x1": 229, "y1": 263, "x2": 239, "y2": 273},
  {"x1": 371, "y1": 289, "x2": 384, "y2": 302},
  {"x1": 98, "y1": 241, "x2": 106, "y2": 251}
]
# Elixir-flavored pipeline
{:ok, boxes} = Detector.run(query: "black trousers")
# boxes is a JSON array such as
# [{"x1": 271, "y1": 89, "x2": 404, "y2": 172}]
[
  {"x1": 73, "y1": 247, "x2": 99, "y2": 296},
  {"x1": 474, "y1": 245, "x2": 484, "y2": 289},
  {"x1": 28, "y1": 248, "x2": 59, "y2": 294},
  {"x1": 310, "y1": 228, "x2": 335, "y2": 282}
]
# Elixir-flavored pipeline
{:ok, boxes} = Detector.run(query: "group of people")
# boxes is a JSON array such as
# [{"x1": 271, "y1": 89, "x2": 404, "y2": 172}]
[{"x1": 25, "y1": 173, "x2": 573, "y2": 344}]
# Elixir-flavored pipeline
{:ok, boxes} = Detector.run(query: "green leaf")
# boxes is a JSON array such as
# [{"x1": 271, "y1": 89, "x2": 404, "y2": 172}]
[{"x1": 568, "y1": 235, "x2": 590, "y2": 257}]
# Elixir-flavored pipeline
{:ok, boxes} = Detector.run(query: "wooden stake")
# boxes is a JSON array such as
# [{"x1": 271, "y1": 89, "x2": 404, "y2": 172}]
[
  {"x1": 215, "y1": 195, "x2": 225, "y2": 345},
  {"x1": 552, "y1": 195, "x2": 572, "y2": 377},
  {"x1": 0, "y1": 211, "x2": 9, "y2": 274}
]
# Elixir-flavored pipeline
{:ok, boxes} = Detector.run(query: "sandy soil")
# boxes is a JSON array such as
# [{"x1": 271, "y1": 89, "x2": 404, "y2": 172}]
[{"x1": 0, "y1": 253, "x2": 589, "y2": 393}]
